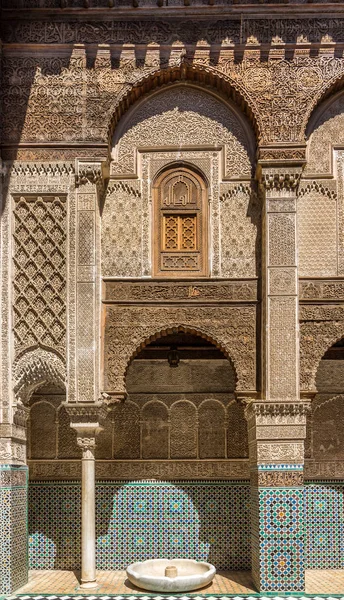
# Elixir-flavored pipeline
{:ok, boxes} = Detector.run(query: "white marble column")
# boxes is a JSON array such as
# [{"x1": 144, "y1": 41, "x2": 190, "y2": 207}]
[
  {"x1": 66, "y1": 402, "x2": 109, "y2": 590},
  {"x1": 77, "y1": 435, "x2": 97, "y2": 589}
]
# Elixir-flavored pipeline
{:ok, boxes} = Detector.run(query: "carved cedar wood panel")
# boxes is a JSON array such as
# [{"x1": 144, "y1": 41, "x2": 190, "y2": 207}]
[{"x1": 153, "y1": 167, "x2": 208, "y2": 277}]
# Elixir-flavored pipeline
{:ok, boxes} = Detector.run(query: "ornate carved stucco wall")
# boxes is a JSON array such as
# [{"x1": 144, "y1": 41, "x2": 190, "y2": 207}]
[{"x1": 3, "y1": 4, "x2": 344, "y2": 593}]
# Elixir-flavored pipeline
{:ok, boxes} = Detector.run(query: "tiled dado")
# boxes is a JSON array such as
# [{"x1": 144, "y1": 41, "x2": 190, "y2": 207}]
[
  {"x1": 28, "y1": 480, "x2": 251, "y2": 571},
  {"x1": 27, "y1": 479, "x2": 344, "y2": 584},
  {"x1": 259, "y1": 488, "x2": 304, "y2": 592},
  {"x1": 250, "y1": 463, "x2": 305, "y2": 593},
  {"x1": 0, "y1": 465, "x2": 28, "y2": 596},
  {"x1": 304, "y1": 481, "x2": 344, "y2": 570}
]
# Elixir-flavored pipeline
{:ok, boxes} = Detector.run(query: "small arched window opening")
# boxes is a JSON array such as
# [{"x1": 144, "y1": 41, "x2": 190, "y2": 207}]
[{"x1": 153, "y1": 166, "x2": 208, "y2": 278}]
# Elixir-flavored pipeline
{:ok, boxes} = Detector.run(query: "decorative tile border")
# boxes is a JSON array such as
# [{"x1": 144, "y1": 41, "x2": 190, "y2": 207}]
[
  {"x1": 255, "y1": 465, "x2": 304, "y2": 471},
  {"x1": 4, "y1": 594, "x2": 344, "y2": 600},
  {"x1": 255, "y1": 488, "x2": 305, "y2": 592},
  {"x1": 304, "y1": 482, "x2": 344, "y2": 570},
  {"x1": 26, "y1": 479, "x2": 344, "y2": 592}
]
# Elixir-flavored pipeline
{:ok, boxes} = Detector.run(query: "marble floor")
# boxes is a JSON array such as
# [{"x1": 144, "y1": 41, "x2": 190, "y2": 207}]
[{"x1": 12, "y1": 568, "x2": 344, "y2": 596}]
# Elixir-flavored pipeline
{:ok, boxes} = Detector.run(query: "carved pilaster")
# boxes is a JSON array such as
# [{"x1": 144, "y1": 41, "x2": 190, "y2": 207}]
[
  {"x1": 72, "y1": 159, "x2": 107, "y2": 404},
  {"x1": 251, "y1": 163, "x2": 306, "y2": 593},
  {"x1": 259, "y1": 164, "x2": 303, "y2": 404}
]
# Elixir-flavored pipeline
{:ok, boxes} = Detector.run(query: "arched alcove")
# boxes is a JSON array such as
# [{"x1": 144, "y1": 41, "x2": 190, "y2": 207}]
[
  {"x1": 110, "y1": 83, "x2": 255, "y2": 177},
  {"x1": 307, "y1": 339, "x2": 344, "y2": 462},
  {"x1": 106, "y1": 330, "x2": 249, "y2": 460},
  {"x1": 305, "y1": 87, "x2": 344, "y2": 177}
]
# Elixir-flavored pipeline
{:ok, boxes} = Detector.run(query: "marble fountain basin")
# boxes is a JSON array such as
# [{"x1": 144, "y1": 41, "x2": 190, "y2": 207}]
[{"x1": 126, "y1": 558, "x2": 216, "y2": 592}]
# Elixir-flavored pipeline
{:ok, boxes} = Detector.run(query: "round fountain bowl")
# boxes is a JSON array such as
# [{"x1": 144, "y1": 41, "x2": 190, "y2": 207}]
[{"x1": 126, "y1": 558, "x2": 216, "y2": 593}]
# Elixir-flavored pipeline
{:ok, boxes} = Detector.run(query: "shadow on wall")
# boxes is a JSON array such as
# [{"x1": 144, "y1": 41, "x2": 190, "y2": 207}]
[{"x1": 28, "y1": 480, "x2": 251, "y2": 571}]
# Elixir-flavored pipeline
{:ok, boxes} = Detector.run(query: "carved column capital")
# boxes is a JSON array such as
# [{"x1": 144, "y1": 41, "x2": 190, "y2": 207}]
[
  {"x1": 13, "y1": 400, "x2": 30, "y2": 429},
  {"x1": 63, "y1": 401, "x2": 110, "y2": 444},
  {"x1": 258, "y1": 165, "x2": 303, "y2": 193},
  {"x1": 245, "y1": 401, "x2": 311, "y2": 421},
  {"x1": 76, "y1": 436, "x2": 97, "y2": 458},
  {"x1": 245, "y1": 401, "x2": 309, "y2": 468},
  {"x1": 75, "y1": 158, "x2": 109, "y2": 189}
]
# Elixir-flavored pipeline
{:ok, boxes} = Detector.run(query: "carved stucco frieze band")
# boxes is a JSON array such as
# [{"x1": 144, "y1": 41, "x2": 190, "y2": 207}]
[
  {"x1": 104, "y1": 279, "x2": 258, "y2": 303},
  {"x1": 300, "y1": 279, "x2": 344, "y2": 301},
  {"x1": 3, "y1": 27, "x2": 344, "y2": 147},
  {"x1": 28, "y1": 459, "x2": 251, "y2": 481},
  {"x1": 27, "y1": 457, "x2": 344, "y2": 482}
]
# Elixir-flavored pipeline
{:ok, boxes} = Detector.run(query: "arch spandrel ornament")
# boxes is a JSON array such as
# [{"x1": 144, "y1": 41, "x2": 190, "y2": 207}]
[
  {"x1": 103, "y1": 305, "x2": 256, "y2": 398},
  {"x1": 110, "y1": 84, "x2": 254, "y2": 179},
  {"x1": 300, "y1": 305, "x2": 344, "y2": 392}
]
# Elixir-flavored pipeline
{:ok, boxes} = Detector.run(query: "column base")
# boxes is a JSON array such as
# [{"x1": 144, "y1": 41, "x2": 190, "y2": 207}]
[{"x1": 80, "y1": 580, "x2": 98, "y2": 589}]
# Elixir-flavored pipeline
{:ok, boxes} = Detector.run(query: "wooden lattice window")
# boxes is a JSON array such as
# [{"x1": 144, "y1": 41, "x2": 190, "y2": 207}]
[
  {"x1": 163, "y1": 215, "x2": 197, "y2": 251},
  {"x1": 153, "y1": 167, "x2": 208, "y2": 277}
]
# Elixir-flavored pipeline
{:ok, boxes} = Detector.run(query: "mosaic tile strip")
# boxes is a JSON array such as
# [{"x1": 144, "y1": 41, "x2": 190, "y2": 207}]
[
  {"x1": 254, "y1": 488, "x2": 305, "y2": 592},
  {"x1": 28, "y1": 481, "x2": 251, "y2": 572},
  {"x1": 0, "y1": 465, "x2": 28, "y2": 596},
  {"x1": 255, "y1": 465, "x2": 304, "y2": 471},
  {"x1": 6, "y1": 596, "x2": 344, "y2": 600}
]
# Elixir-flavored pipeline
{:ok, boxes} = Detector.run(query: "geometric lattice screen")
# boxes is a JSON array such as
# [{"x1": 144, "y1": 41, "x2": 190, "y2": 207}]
[{"x1": 13, "y1": 195, "x2": 66, "y2": 357}]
